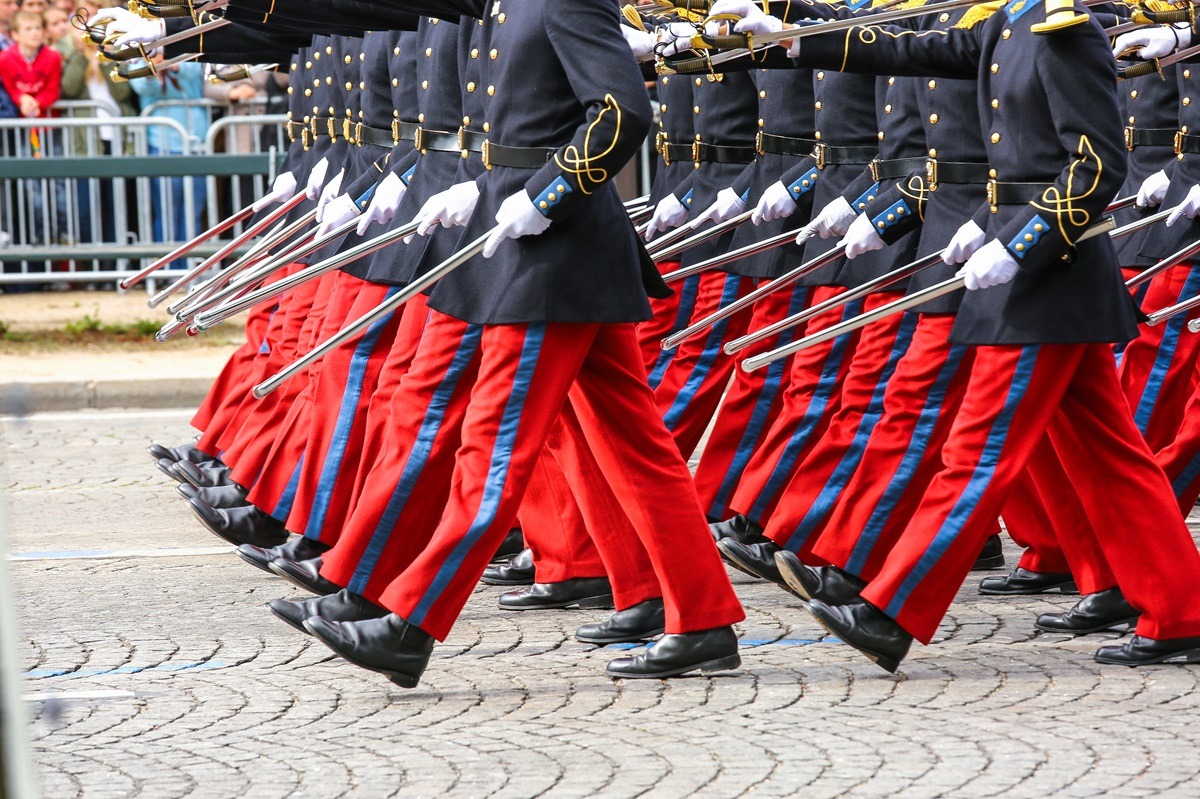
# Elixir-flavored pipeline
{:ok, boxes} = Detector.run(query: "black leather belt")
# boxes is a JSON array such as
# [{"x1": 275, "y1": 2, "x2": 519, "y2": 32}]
[
  {"x1": 925, "y1": 159, "x2": 991, "y2": 187},
  {"x1": 310, "y1": 116, "x2": 338, "y2": 141},
  {"x1": 356, "y1": 123, "x2": 406, "y2": 148},
  {"x1": 1125, "y1": 126, "x2": 1176, "y2": 151},
  {"x1": 459, "y1": 128, "x2": 486, "y2": 153},
  {"x1": 1175, "y1": 131, "x2": 1200, "y2": 155},
  {"x1": 756, "y1": 131, "x2": 818, "y2": 157},
  {"x1": 414, "y1": 127, "x2": 461, "y2": 153},
  {"x1": 482, "y1": 140, "x2": 557, "y2": 169},
  {"x1": 869, "y1": 156, "x2": 928, "y2": 182},
  {"x1": 987, "y1": 180, "x2": 1052, "y2": 207},
  {"x1": 692, "y1": 141, "x2": 756, "y2": 165},
  {"x1": 813, "y1": 142, "x2": 877, "y2": 169},
  {"x1": 656, "y1": 138, "x2": 692, "y2": 166}
]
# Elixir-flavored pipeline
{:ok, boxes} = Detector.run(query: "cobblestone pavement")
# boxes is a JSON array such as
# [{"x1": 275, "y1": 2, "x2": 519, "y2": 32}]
[{"x1": 4, "y1": 408, "x2": 1200, "y2": 799}]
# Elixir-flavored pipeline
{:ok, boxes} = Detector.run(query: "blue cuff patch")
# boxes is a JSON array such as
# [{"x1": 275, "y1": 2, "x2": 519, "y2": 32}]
[
  {"x1": 786, "y1": 167, "x2": 819, "y2": 199},
  {"x1": 400, "y1": 164, "x2": 417, "y2": 185},
  {"x1": 852, "y1": 182, "x2": 881, "y2": 213},
  {"x1": 1007, "y1": 214, "x2": 1050, "y2": 260},
  {"x1": 1005, "y1": 0, "x2": 1043, "y2": 24},
  {"x1": 681, "y1": 188, "x2": 694, "y2": 207},
  {"x1": 846, "y1": 0, "x2": 870, "y2": 9},
  {"x1": 871, "y1": 198, "x2": 912, "y2": 233},
  {"x1": 354, "y1": 183, "x2": 376, "y2": 211},
  {"x1": 740, "y1": 187, "x2": 751, "y2": 204},
  {"x1": 532, "y1": 176, "x2": 574, "y2": 217}
]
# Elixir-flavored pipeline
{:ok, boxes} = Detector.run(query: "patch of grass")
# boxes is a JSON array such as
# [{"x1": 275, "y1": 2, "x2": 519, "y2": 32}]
[
  {"x1": 63, "y1": 314, "x2": 103, "y2": 338},
  {"x1": 0, "y1": 318, "x2": 9, "y2": 339}
]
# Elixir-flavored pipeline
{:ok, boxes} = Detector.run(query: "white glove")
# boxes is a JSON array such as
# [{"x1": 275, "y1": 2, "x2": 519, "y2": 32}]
[
  {"x1": 251, "y1": 171, "x2": 297, "y2": 212},
  {"x1": 694, "y1": 188, "x2": 747, "y2": 227},
  {"x1": 809, "y1": 196, "x2": 856, "y2": 239},
  {"x1": 316, "y1": 168, "x2": 345, "y2": 218},
  {"x1": 304, "y1": 158, "x2": 330, "y2": 201},
  {"x1": 958, "y1": 239, "x2": 1018, "y2": 291},
  {"x1": 943, "y1": 219, "x2": 986, "y2": 265},
  {"x1": 89, "y1": 8, "x2": 165, "y2": 49},
  {"x1": 1167, "y1": 184, "x2": 1200, "y2": 226},
  {"x1": 622, "y1": 25, "x2": 657, "y2": 61},
  {"x1": 842, "y1": 212, "x2": 885, "y2": 259},
  {"x1": 645, "y1": 193, "x2": 689, "y2": 240},
  {"x1": 656, "y1": 21, "x2": 708, "y2": 59},
  {"x1": 415, "y1": 181, "x2": 481, "y2": 236},
  {"x1": 356, "y1": 172, "x2": 407, "y2": 235},
  {"x1": 752, "y1": 180, "x2": 799, "y2": 225},
  {"x1": 315, "y1": 194, "x2": 359, "y2": 238},
  {"x1": 1113, "y1": 24, "x2": 1191, "y2": 60},
  {"x1": 1136, "y1": 169, "x2": 1170, "y2": 208},
  {"x1": 482, "y1": 191, "x2": 553, "y2": 258}
]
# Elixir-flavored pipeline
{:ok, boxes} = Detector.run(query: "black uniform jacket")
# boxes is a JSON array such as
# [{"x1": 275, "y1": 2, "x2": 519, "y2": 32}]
[
  {"x1": 648, "y1": 73, "x2": 696, "y2": 208},
  {"x1": 1115, "y1": 64, "x2": 1177, "y2": 267},
  {"x1": 785, "y1": 0, "x2": 1137, "y2": 345},
  {"x1": 426, "y1": 0, "x2": 655, "y2": 325},
  {"x1": 1138, "y1": 61, "x2": 1200, "y2": 263}
]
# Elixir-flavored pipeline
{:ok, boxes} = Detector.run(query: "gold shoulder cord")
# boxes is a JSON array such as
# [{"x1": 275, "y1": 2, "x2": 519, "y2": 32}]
[
  {"x1": 1032, "y1": 134, "x2": 1102, "y2": 244},
  {"x1": 554, "y1": 94, "x2": 624, "y2": 196}
]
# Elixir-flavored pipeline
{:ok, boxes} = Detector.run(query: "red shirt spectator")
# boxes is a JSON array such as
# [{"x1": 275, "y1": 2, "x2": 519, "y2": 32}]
[{"x1": 0, "y1": 10, "x2": 60, "y2": 118}]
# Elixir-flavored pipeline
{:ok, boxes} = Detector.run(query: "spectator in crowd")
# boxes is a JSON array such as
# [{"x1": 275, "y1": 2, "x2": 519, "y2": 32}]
[
  {"x1": 19, "y1": 0, "x2": 46, "y2": 13},
  {"x1": 0, "y1": 10, "x2": 62, "y2": 121},
  {"x1": 131, "y1": 56, "x2": 210, "y2": 269},
  {"x1": 53, "y1": 0, "x2": 71, "y2": 12},
  {"x1": 42, "y1": 5, "x2": 66, "y2": 46},
  {"x1": 0, "y1": 0, "x2": 21, "y2": 117}
]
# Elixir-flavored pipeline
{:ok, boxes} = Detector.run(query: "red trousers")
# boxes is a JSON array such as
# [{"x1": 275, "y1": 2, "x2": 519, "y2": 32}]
[
  {"x1": 1118, "y1": 263, "x2": 1200, "y2": 451},
  {"x1": 862, "y1": 343, "x2": 1200, "y2": 644},
  {"x1": 726, "y1": 285, "x2": 871, "y2": 523},
  {"x1": 376, "y1": 319, "x2": 745, "y2": 640},
  {"x1": 691, "y1": 281, "x2": 814, "y2": 520},
  {"x1": 636, "y1": 259, "x2": 693, "y2": 382},
  {"x1": 653, "y1": 270, "x2": 754, "y2": 458},
  {"x1": 1157, "y1": 354, "x2": 1200, "y2": 513}
]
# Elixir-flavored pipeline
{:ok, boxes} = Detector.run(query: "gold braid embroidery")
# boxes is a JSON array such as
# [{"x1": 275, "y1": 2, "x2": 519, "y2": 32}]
[
  {"x1": 1032, "y1": 134, "x2": 1101, "y2": 243},
  {"x1": 899, "y1": 174, "x2": 930, "y2": 221},
  {"x1": 553, "y1": 93, "x2": 623, "y2": 196}
]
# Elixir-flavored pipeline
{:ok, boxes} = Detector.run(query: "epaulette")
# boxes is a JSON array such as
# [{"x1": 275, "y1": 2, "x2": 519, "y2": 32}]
[{"x1": 954, "y1": 0, "x2": 1005, "y2": 28}]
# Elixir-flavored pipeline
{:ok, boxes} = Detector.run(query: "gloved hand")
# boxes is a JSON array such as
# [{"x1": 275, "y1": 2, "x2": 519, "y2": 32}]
[
  {"x1": 708, "y1": 0, "x2": 785, "y2": 36},
  {"x1": 482, "y1": 191, "x2": 553, "y2": 258},
  {"x1": 693, "y1": 188, "x2": 747, "y2": 227},
  {"x1": 808, "y1": 196, "x2": 856, "y2": 239},
  {"x1": 622, "y1": 25, "x2": 657, "y2": 61},
  {"x1": 89, "y1": 8, "x2": 165, "y2": 49},
  {"x1": 1113, "y1": 23, "x2": 1191, "y2": 60},
  {"x1": 958, "y1": 239, "x2": 1018, "y2": 290},
  {"x1": 355, "y1": 172, "x2": 407, "y2": 235},
  {"x1": 842, "y1": 212, "x2": 886, "y2": 259},
  {"x1": 1166, "y1": 183, "x2": 1200, "y2": 226},
  {"x1": 316, "y1": 168, "x2": 345, "y2": 218},
  {"x1": 303, "y1": 158, "x2": 330, "y2": 201},
  {"x1": 415, "y1": 181, "x2": 481, "y2": 236},
  {"x1": 1136, "y1": 169, "x2": 1170, "y2": 208},
  {"x1": 943, "y1": 219, "x2": 986, "y2": 265},
  {"x1": 655, "y1": 21, "x2": 711, "y2": 58},
  {"x1": 645, "y1": 193, "x2": 689, "y2": 240},
  {"x1": 251, "y1": 171, "x2": 297, "y2": 212},
  {"x1": 752, "y1": 180, "x2": 799, "y2": 225},
  {"x1": 315, "y1": 194, "x2": 359, "y2": 238}
]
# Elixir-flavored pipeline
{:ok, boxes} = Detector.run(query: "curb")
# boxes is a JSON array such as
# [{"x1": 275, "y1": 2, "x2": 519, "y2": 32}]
[{"x1": 0, "y1": 377, "x2": 213, "y2": 414}]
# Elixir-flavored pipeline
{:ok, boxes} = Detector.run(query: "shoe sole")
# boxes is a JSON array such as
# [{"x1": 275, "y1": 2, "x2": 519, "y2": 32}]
[
  {"x1": 235, "y1": 548, "x2": 279, "y2": 575},
  {"x1": 267, "y1": 561, "x2": 337, "y2": 596},
  {"x1": 499, "y1": 594, "x2": 615, "y2": 611},
  {"x1": 479, "y1": 575, "x2": 535, "y2": 587},
  {"x1": 303, "y1": 619, "x2": 421, "y2": 688},
  {"x1": 1034, "y1": 616, "x2": 1140, "y2": 636},
  {"x1": 717, "y1": 541, "x2": 783, "y2": 585},
  {"x1": 606, "y1": 652, "x2": 742, "y2": 679},
  {"x1": 776, "y1": 558, "x2": 814, "y2": 601},
  {"x1": 575, "y1": 627, "x2": 666, "y2": 645},
  {"x1": 1094, "y1": 647, "x2": 1200, "y2": 666},
  {"x1": 979, "y1": 581, "x2": 1078, "y2": 596},
  {"x1": 805, "y1": 603, "x2": 901, "y2": 674}
]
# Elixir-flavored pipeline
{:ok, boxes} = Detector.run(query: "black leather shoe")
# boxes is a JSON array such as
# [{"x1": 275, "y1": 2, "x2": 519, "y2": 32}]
[
  {"x1": 173, "y1": 459, "x2": 238, "y2": 489},
  {"x1": 148, "y1": 440, "x2": 214, "y2": 465},
  {"x1": 1094, "y1": 635, "x2": 1200, "y2": 666},
  {"x1": 971, "y1": 534, "x2": 1005, "y2": 571},
  {"x1": 717, "y1": 535, "x2": 783, "y2": 584},
  {"x1": 269, "y1": 556, "x2": 341, "y2": 596},
  {"x1": 708, "y1": 514, "x2": 764, "y2": 546},
  {"x1": 491, "y1": 527, "x2": 524, "y2": 563},
  {"x1": 806, "y1": 597, "x2": 913, "y2": 674},
  {"x1": 498, "y1": 577, "x2": 614, "y2": 611},
  {"x1": 606, "y1": 625, "x2": 741, "y2": 679},
  {"x1": 979, "y1": 567, "x2": 1077, "y2": 596},
  {"x1": 177, "y1": 483, "x2": 249, "y2": 509},
  {"x1": 268, "y1": 589, "x2": 388, "y2": 635},
  {"x1": 156, "y1": 457, "x2": 185, "y2": 482},
  {"x1": 576, "y1": 599, "x2": 666, "y2": 645},
  {"x1": 481, "y1": 548, "x2": 534, "y2": 586},
  {"x1": 304, "y1": 613, "x2": 435, "y2": 688},
  {"x1": 1035, "y1": 587, "x2": 1140, "y2": 635},
  {"x1": 188, "y1": 497, "x2": 288, "y2": 547},
  {"x1": 237, "y1": 536, "x2": 329, "y2": 574},
  {"x1": 775, "y1": 551, "x2": 865, "y2": 605}
]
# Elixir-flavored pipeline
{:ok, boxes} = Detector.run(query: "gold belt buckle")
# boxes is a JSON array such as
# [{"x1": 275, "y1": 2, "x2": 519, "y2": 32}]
[
  {"x1": 301, "y1": 128, "x2": 311, "y2": 151},
  {"x1": 692, "y1": 140, "x2": 703, "y2": 166},
  {"x1": 814, "y1": 142, "x2": 826, "y2": 170},
  {"x1": 310, "y1": 118, "x2": 319, "y2": 138},
  {"x1": 925, "y1": 158, "x2": 938, "y2": 191},
  {"x1": 868, "y1": 158, "x2": 882, "y2": 183},
  {"x1": 655, "y1": 131, "x2": 666, "y2": 155},
  {"x1": 391, "y1": 119, "x2": 400, "y2": 145},
  {"x1": 482, "y1": 139, "x2": 492, "y2": 170},
  {"x1": 328, "y1": 118, "x2": 338, "y2": 142},
  {"x1": 414, "y1": 127, "x2": 425, "y2": 152},
  {"x1": 755, "y1": 130, "x2": 765, "y2": 156},
  {"x1": 342, "y1": 118, "x2": 352, "y2": 144},
  {"x1": 1124, "y1": 126, "x2": 1135, "y2": 152},
  {"x1": 986, "y1": 178, "x2": 998, "y2": 211},
  {"x1": 1175, "y1": 130, "x2": 1185, "y2": 156}
]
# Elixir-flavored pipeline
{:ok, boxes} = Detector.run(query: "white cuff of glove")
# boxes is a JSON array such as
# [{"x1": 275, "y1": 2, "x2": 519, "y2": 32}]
[
  {"x1": 415, "y1": 181, "x2": 481, "y2": 236},
  {"x1": 315, "y1": 194, "x2": 359, "y2": 238},
  {"x1": 304, "y1": 158, "x2": 331, "y2": 201},
  {"x1": 752, "y1": 180, "x2": 798, "y2": 225},
  {"x1": 957, "y1": 239, "x2": 1018, "y2": 291},
  {"x1": 811, "y1": 196, "x2": 856, "y2": 238},
  {"x1": 842, "y1": 212, "x2": 886, "y2": 259},
  {"x1": 356, "y1": 172, "x2": 407, "y2": 236},
  {"x1": 1136, "y1": 169, "x2": 1170, "y2": 208},
  {"x1": 695, "y1": 188, "x2": 747, "y2": 226},
  {"x1": 646, "y1": 193, "x2": 689, "y2": 239},
  {"x1": 1166, "y1": 184, "x2": 1200, "y2": 226},
  {"x1": 251, "y1": 171, "x2": 297, "y2": 212},
  {"x1": 944, "y1": 219, "x2": 987, "y2": 265},
  {"x1": 483, "y1": 191, "x2": 553, "y2": 258}
]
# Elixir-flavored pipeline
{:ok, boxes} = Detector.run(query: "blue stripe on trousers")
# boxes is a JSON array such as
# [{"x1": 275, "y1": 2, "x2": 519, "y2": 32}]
[
  {"x1": 272, "y1": 453, "x2": 304, "y2": 523},
  {"x1": 662, "y1": 272, "x2": 745, "y2": 430},
  {"x1": 303, "y1": 288, "x2": 400, "y2": 539},
  {"x1": 346, "y1": 325, "x2": 484, "y2": 594},
  {"x1": 745, "y1": 297, "x2": 866, "y2": 522},
  {"x1": 648, "y1": 274, "x2": 701, "y2": 390},
  {"x1": 1132, "y1": 268, "x2": 1200, "y2": 435},
  {"x1": 782, "y1": 312, "x2": 920, "y2": 553},
  {"x1": 708, "y1": 284, "x2": 812, "y2": 516},
  {"x1": 1172, "y1": 448, "x2": 1200, "y2": 499},
  {"x1": 409, "y1": 324, "x2": 547, "y2": 626},
  {"x1": 884, "y1": 345, "x2": 1040, "y2": 618},
  {"x1": 846, "y1": 343, "x2": 969, "y2": 574}
]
